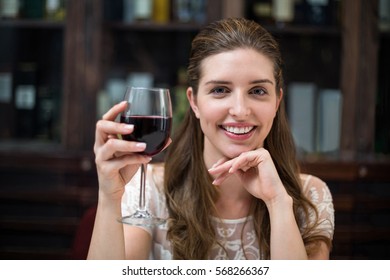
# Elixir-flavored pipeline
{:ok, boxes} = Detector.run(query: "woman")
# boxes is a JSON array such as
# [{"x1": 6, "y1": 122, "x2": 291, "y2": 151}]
[{"x1": 88, "y1": 18, "x2": 334, "y2": 260}]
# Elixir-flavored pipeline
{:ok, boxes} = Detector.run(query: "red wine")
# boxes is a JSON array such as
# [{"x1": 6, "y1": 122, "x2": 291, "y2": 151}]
[{"x1": 120, "y1": 115, "x2": 172, "y2": 156}]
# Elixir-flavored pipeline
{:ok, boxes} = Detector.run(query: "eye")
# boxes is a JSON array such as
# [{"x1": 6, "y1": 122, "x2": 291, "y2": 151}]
[
  {"x1": 210, "y1": 86, "x2": 230, "y2": 96},
  {"x1": 249, "y1": 87, "x2": 267, "y2": 96}
]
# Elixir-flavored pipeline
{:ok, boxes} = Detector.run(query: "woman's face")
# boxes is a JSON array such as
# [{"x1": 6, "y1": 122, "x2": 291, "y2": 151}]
[{"x1": 187, "y1": 48, "x2": 282, "y2": 163}]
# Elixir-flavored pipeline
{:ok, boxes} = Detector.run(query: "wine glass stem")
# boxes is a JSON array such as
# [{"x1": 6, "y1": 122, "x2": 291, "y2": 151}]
[{"x1": 139, "y1": 163, "x2": 147, "y2": 211}]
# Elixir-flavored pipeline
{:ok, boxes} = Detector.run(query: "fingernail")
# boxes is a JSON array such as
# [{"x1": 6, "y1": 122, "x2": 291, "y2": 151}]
[
  {"x1": 212, "y1": 178, "x2": 220, "y2": 185},
  {"x1": 208, "y1": 163, "x2": 217, "y2": 171},
  {"x1": 124, "y1": 124, "x2": 134, "y2": 131},
  {"x1": 136, "y1": 143, "x2": 146, "y2": 149}
]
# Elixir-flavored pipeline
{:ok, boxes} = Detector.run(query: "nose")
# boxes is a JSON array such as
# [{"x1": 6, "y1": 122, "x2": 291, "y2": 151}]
[{"x1": 228, "y1": 92, "x2": 251, "y2": 118}]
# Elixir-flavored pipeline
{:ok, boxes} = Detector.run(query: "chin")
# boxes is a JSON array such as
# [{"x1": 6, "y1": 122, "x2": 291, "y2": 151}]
[
  {"x1": 223, "y1": 146, "x2": 253, "y2": 159},
  {"x1": 224, "y1": 142, "x2": 265, "y2": 158}
]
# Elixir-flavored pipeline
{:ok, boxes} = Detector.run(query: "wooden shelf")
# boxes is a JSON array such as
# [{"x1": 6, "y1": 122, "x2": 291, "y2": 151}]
[
  {"x1": 0, "y1": 217, "x2": 79, "y2": 235},
  {"x1": 300, "y1": 160, "x2": 390, "y2": 182},
  {"x1": 107, "y1": 21, "x2": 205, "y2": 32},
  {"x1": 0, "y1": 148, "x2": 95, "y2": 174},
  {"x1": 106, "y1": 22, "x2": 341, "y2": 37},
  {"x1": 264, "y1": 24, "x2": 340, "y2": 36},
  {"x1": 0, "y1": 248, "x2": 71, "y2": 260},
  {"x1": 0, "y1": 19, "x2": 65, "y2": 29},
  {"x1": 0, "y1": 188, "x2": 96, "y2": 206},
  {"x1": 334, "y1": 225, "x2": 390, "y2": 242}
]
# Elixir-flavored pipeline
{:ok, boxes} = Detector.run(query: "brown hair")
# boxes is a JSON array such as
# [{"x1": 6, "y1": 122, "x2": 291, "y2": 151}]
[{"x1": 164, "y1": 18, "x2": 331, "y2": 259}]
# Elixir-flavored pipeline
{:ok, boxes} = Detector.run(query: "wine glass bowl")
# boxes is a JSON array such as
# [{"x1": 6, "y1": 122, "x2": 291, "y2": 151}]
[
  {"x1": 120, "y1": 115, "x2": 172, "y2": 156},
  {"x1": 119, "y1": 87, "x2": 172, "y2": 226}
]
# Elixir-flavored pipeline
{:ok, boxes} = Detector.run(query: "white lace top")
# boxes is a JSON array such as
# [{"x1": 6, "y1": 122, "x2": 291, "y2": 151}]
[{"x1": 121, "y1": 164, "x2": 335, "y2": 260}]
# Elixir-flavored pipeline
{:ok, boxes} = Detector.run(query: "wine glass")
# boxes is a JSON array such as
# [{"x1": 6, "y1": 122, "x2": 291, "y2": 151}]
[{"x1": 119, "y1": 86, "x2": 172, "y2": 226}]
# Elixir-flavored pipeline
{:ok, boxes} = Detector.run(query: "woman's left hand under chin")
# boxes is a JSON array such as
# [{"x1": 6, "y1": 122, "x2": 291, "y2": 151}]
[{"x1": 208, "y1": 148, "x2": 288, "y2": 203}]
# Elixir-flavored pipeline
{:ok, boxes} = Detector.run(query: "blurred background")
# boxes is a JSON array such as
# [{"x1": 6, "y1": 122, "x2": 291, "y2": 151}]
[{"x1": 0, "y1": 0, "x2": 389, "y2": 260}]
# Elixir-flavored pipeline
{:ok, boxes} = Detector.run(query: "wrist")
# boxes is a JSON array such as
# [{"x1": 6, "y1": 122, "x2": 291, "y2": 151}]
[
  {"x1": 98, "y1": 190, "x2": 123, "y2": 210},
  {"x1": 265, "y1": 193, "x2": 293, "y2": 214}
]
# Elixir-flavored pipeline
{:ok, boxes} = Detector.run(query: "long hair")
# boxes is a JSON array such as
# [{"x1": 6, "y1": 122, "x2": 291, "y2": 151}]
[{"x1": 164, "y1": 18, "x2": 331, "y2": 259}]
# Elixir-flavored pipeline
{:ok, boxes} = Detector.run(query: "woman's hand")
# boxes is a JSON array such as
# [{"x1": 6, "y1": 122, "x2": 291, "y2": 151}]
[
  {"x1": 208, "y1": 148, "x2": 289, "y2": 205},
  {"x1": 94, "y1": 101, "x2": 152, "y2": 201}
]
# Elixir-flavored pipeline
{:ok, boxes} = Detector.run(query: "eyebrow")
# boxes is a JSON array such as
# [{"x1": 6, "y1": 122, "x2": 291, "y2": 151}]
[
  {"x1": 204, "y1": 79, "x2": 274, "y2": 86},
  {"x1": 250, "y1": 79, "x2": 274, "y2": 85}
]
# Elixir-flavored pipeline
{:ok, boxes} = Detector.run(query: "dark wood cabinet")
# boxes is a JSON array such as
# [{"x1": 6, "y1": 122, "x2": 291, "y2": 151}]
[{"x1": 0, "y1": 0, "x2": 389, "y2": 259}]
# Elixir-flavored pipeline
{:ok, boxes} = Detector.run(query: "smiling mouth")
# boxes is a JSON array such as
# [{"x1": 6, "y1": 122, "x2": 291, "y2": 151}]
[{"x1": 221, "y1": 125, "x2": 255, "y2": 135}]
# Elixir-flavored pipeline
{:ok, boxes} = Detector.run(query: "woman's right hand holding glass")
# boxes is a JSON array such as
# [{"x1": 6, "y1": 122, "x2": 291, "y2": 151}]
[{"x1": 94, "y1": 101, "x2": 152, "y2": 201}]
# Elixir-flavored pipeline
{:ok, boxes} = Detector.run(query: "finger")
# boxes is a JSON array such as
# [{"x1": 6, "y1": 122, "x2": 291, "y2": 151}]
[
  {"x1": 162, "y1": 138, "x2": 172, "y2": 151},
  {"x1": 98, "y1": 154, "x2": 152, "y2": 176},
  {"x1": 96, "y1": 138, "x2": 147, "y2": 162},
  {"x1": 229, "y1": 152, "x2": 259, "y2": 173},
  {"x1": 95, "y1": 101, "x2": 129, "y2": 147},
  {"x1": 208, "y1": 157, "x2": 230, "y2": 174},
  {"x1": 102, "y1": 101, "x2": 127, "y2": 121},
  {"x1": 212, "y1": 171, "x2": 232, "y2": 186},
  {"x1": 212, "y1": 157, "x2": 229, "y2": 168},
  {"x1": 97, "y1": 120, "x2": 134, "y2": 138},
  {"x1": 95, "y1": 120, "x2": 134, "y2": 148}
]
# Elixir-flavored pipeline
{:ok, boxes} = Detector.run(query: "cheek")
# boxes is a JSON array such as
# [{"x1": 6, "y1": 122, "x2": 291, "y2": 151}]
[
  {"x1": 257, "y1": 106, "x2": 278, "y2": 126},
  {"x1": 197, "y1": 101, "x2": 223, "y2": 125},
  {"x1": 199, "y1": 109, "x2": 218, "y2": 125},
  {"x1": 257, "y1": 103, "x2": 277, "y2": 118}
]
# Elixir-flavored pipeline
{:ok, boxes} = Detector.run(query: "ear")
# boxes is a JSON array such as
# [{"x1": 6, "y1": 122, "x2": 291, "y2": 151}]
[
  {"x1": 276, "y1": 88, "x2": 283, "y2": 111},
  {"x1": 186, "y1": 87, "x2": 200, "y2": 119}
]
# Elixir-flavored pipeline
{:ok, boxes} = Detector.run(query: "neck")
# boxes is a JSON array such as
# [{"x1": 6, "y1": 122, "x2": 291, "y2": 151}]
[
  {"x1": 203, "y1": 138, "x2": 253, "y2": 219},
  {"x1": 214, "y1": 175, "x2": 253, "y2": 219}
]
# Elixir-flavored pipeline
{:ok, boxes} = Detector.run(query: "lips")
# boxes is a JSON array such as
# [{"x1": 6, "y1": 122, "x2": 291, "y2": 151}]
[{"x1": 221, "y1": 125, "x2": 255, "y2": 135}]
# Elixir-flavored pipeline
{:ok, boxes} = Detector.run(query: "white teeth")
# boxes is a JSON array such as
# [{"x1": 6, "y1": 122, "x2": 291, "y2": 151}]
[{"x1": 223, "y1": 126, "x2": 254, "y2": 134}]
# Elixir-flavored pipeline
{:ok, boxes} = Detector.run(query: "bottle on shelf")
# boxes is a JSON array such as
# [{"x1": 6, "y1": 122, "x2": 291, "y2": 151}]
[
  {"x1": 0, "y1": 0, "x2": 20, "y2": 19},
  {"x1": 153, "y1": 0, "x2": 170, "y2": 23},
  {"x1": 133, "y1": 0, "x2": 153, "y2": 21},
  {"x1": 20, "y1": 0, "x2": 44, "y2": 19},
  {"x1": 272, "y1": 0, "x2": 294, "y2": 26},
  {"x1": 379, "y1": 0, "x2": 390, "y2": 31},
  {"x1": 173, "y1": 0, "x2": 206, "y2": 23},
  {"x1": 45, "y1": 0, "x2": 65, "y2": 21},
  {"x1": 174, "y1": 0, "x2": 191, "y2": 22},
  {"x1": 305, "y1": 0, "x2": 333, "y2": 26},
  {"x1": 13, "y1": 62, "x2": 38, "y2": 139},
  {"x1": 0, "y1": 67, "x2": 13, "y2": 139},
  {"x1": 123, "y1": 0, "x2": 134, "y2": 23},
  {"x1": 0, "y1": 70, "x2": 12, "y2": 104},
  {"x1": 250, "y1": 0, "x2": 274, "y2": 25},
  {"x1": 36, "y1": 85, "x2": 58, "y2": 140}
]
